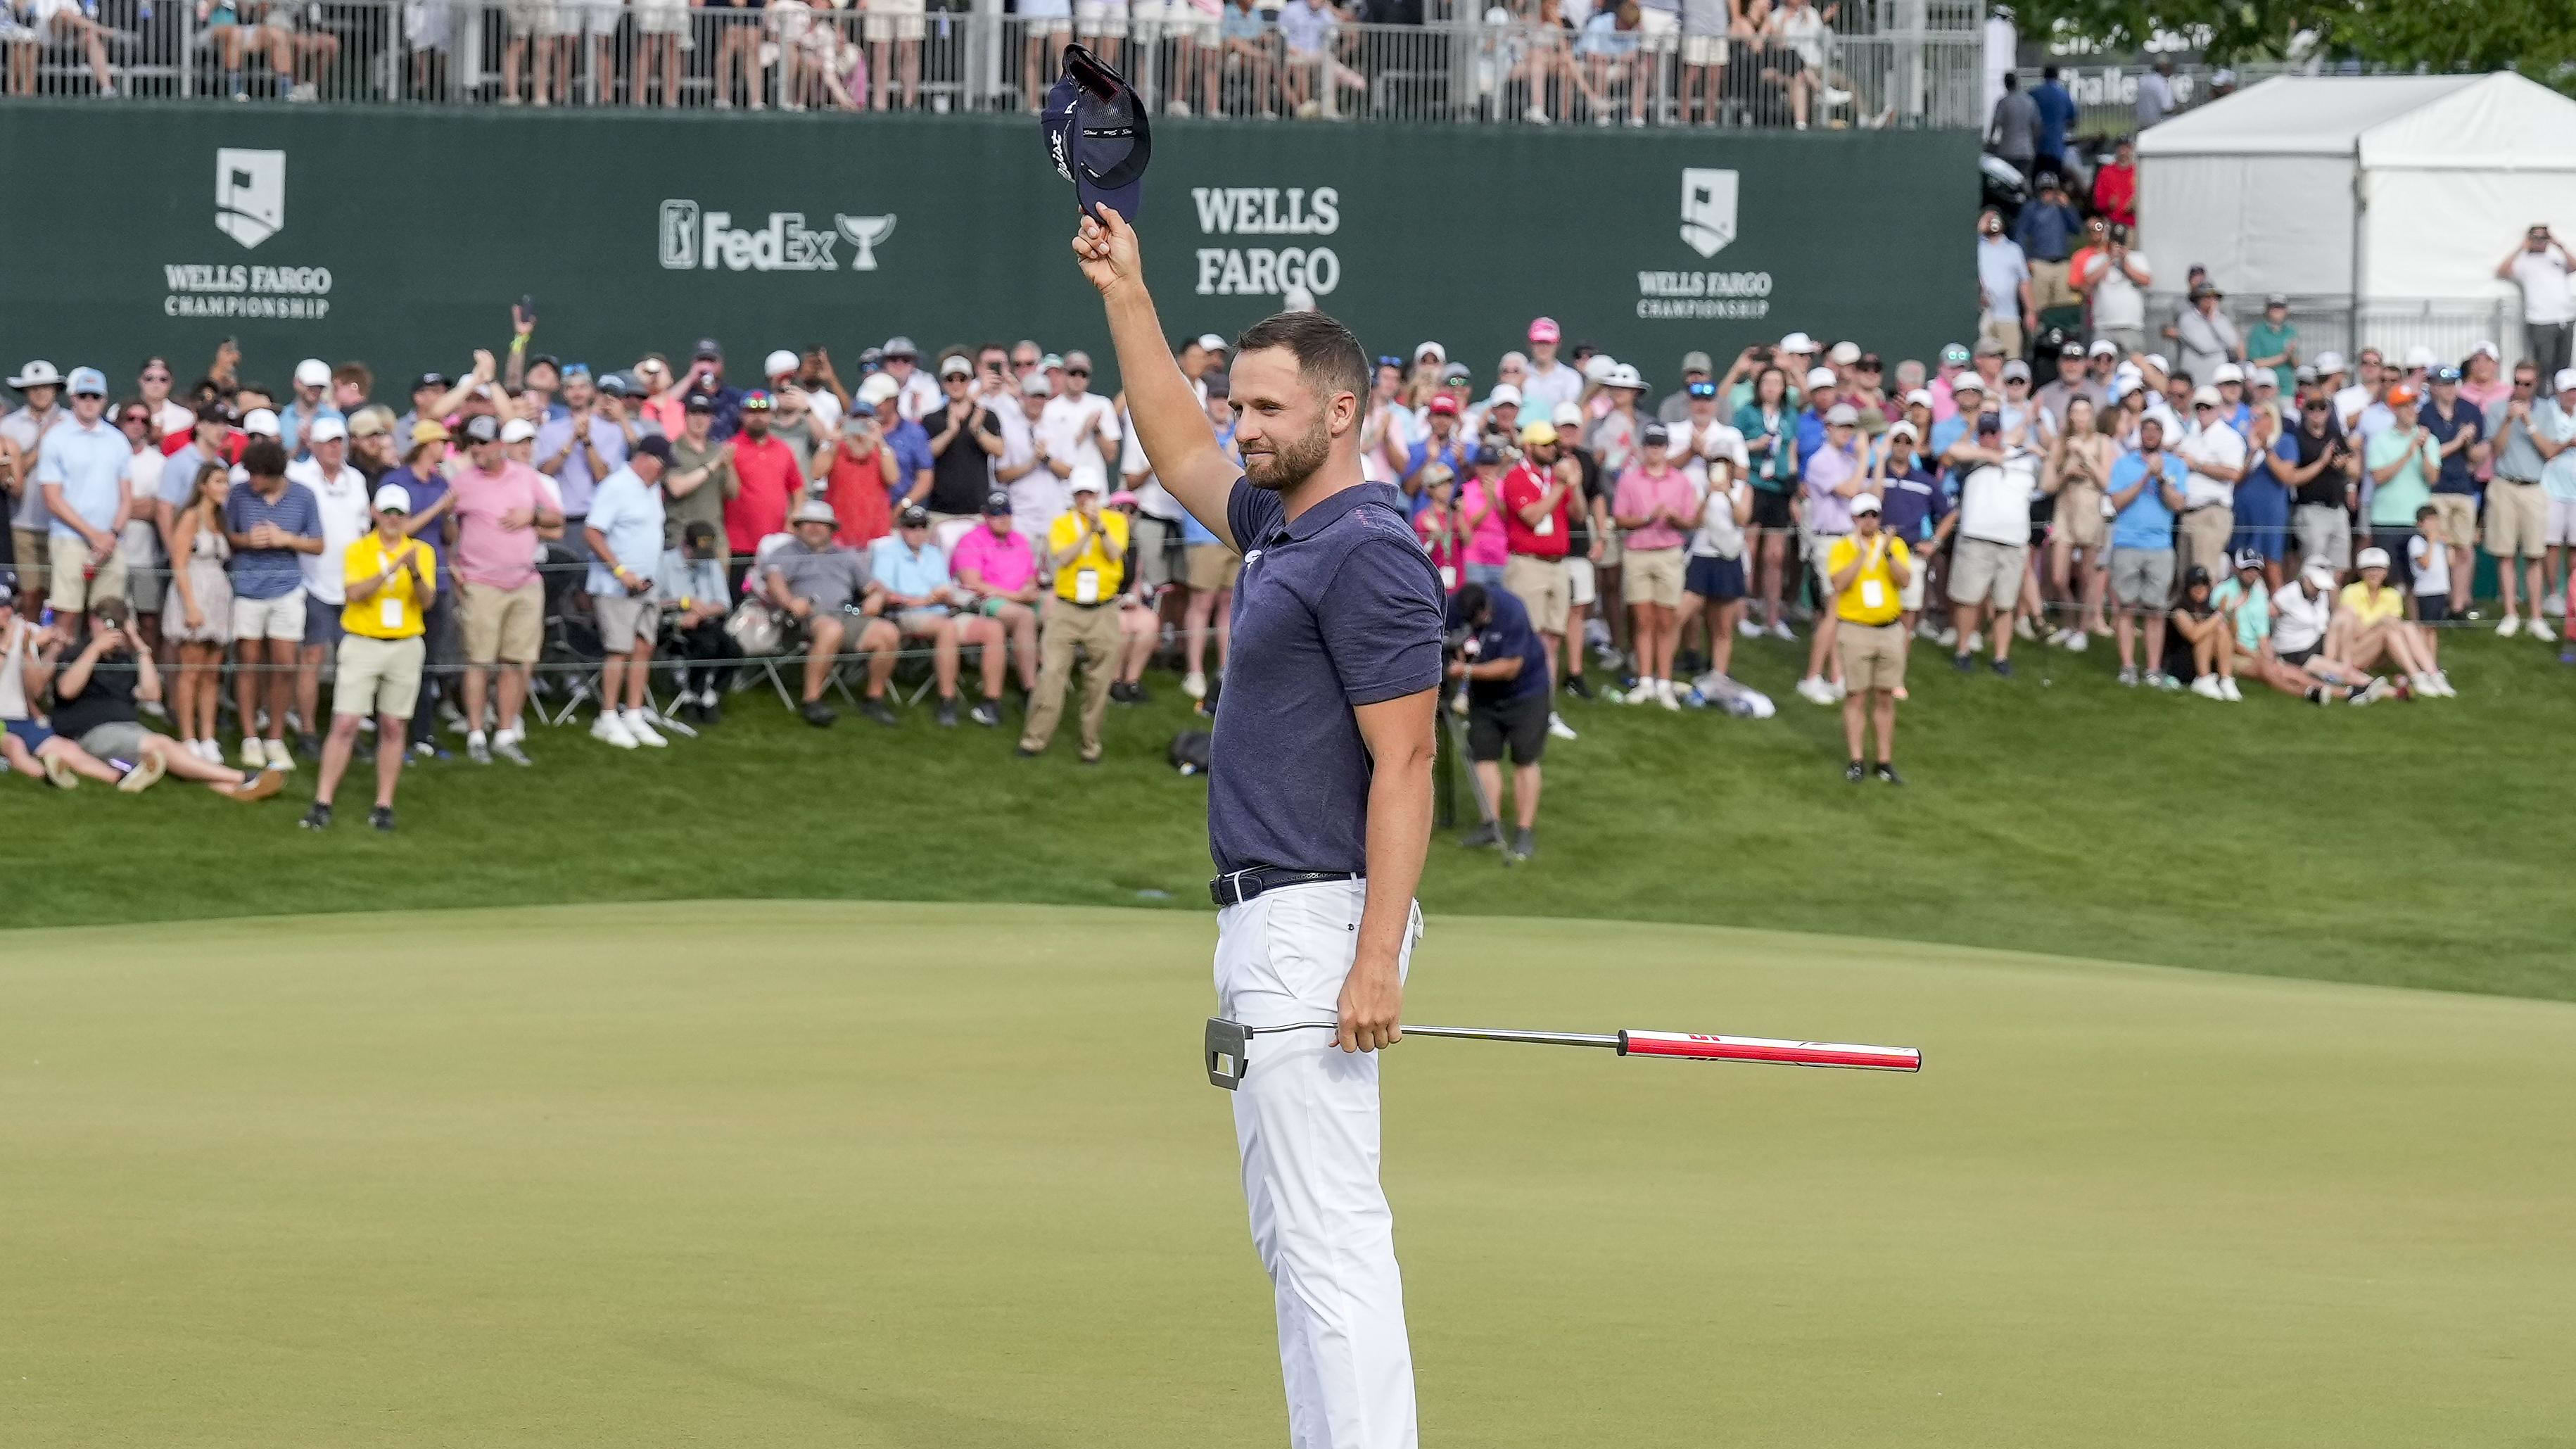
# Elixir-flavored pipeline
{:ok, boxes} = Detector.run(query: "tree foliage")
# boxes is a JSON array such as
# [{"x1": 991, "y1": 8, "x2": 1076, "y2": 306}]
[{"x1": 2009, "y1": 0, "x2": 2576, "y2": 90}]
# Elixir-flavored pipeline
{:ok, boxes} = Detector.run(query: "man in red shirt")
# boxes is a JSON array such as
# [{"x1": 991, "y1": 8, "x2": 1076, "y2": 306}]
[
  {"x1": 723, "y1": 391, "x2": 805, "y2": 560},
  {"x1": 1498, "y1": 420, "x2": 1573, "y2": 704},
  {"x1": 2091, "y1": 138, "x2": 2137, "y2": 229}
]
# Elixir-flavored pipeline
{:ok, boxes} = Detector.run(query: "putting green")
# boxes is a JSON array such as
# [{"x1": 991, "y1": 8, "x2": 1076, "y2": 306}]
[{"x1": 6, "y1": 902, "x2": 2570, "y2": 1447}]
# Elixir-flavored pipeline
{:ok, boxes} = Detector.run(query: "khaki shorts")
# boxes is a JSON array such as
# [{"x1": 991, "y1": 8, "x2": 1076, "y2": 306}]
[
  {"x1": 864, "y1": 0, "x2": 927, "y2": 42},
  {"x1": 462, "y1": 579, "x2": 545, "y2": 665},
  {"x1": 335, "y1": 633, "x2": 426, "y2": 721},
  {"x1": 1680, "y1": 33, "x2": 1724, "y2": 65},
  {"x1": 1836, "y1": 620, "x2": 1905, "y2": 692},
  {"x1": 46, "y1": 533, "x2": 128, "y2": 612},
  {"x1": 1184, "y1": 543, "x2": 1241, "y2": 593},
  {"x1": 231, "y1": 589, "x2": 307, "y2": 642},
  {"x1": 2484, "y1": 479, "x2": 2545, "y2": 559},
  {"x1": 2058, "y1": 486, "x2": 2108, "y2": 550},
  {"x1": 2425, "y1": 494, "x2": 2476, "y2": 550},
  {"x1": 595, "y1": 590, "x2": 659, "y2": 652},
  {"x1": 1502, "y1": 552, "x2": 1570, "y2": 634},
  {"x1": 9, "y1": 527, "x2": 49, "y2": 604},
  {"x1": 1948, "y1": 536, "x2": 2026, "y2": 610},
  {"x1": 1625, "y1": 546, "x2": 1687, "y2": 609}
]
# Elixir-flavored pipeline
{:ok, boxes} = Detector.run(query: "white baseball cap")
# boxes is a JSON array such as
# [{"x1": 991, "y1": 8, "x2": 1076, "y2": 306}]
[
  {"x1": 2212, "y1": 362, "x2": 2245, "y2": 384},
  {"x1": 2143, "y1": 353, "x2": 2171, "y2": 374},
  {"x1": 857, "y1": 373, "x2": 901, "y2": 407},
  {"x1": 1848, "y1": 491, "x2": 1882, "y2": 514},
  {"x1": 2191, "y1": 384, "x2": 2223, "y2": 407},
  {"x1": 1887, "y1": 420, "x2": 1920, "y2": 442},
  {"x1": 1196, "y1": 333, "x2": 1229, "y2": 353},
  {"x1": 2088, "y1": 339, "x2": 2119, "y2": 357},
  {"x1": 500, "y1": 417, "x2": 538, "y2": 443},
  {"x1": 1804, "y1": 365, "x2": 1837, "y2": 390},
  {"x1": 1068, "y1": 463, "x2": 1108, "y2": 495},
  {"x1": 1487, "y1": 383, "x2": 1523, "y2": 407},
  {"x1": 1777, "y1": 331, "x2": 1817, "y2": 354},
  {"x1": 2403, "y1": 345, "x2": 2437, "y2": 369},
  {"x1": 1827, "y1": 341, "x2": 1861, "y2": 366},
  {"x1": 2556, "y1": 367, "x2": 2576, "y2": 393},
  {"x1": 2313, "y1": 350, "x2": 2347, "y2": 374},
  {"x1": 306, "y1": 415, "x2": 348, "y2": 443},
  {"x1": 1950, "y1": 375, "x2": 1986, "y2": 396},
  {"x1": 2355, "y1": 546, "x2": 2391, "y2": 570},
  {"x1": 1582, "y1": 355, "x2": 1617, "y2": 384},
  {"x1": 1825, "y1": 403, "x2": 1860, "y2": 425},
  {"x1": 242, "y1": 407, "x2": 281, "y2": 437},
  {"x1": 1414, "y1": 341, "x2": 1447, "y2": 364},
  {"x1": 2470, "y1": 339, "x2": 2501, "y2": 360},
  {"x1": 1552, "y1": 400, "x2": 1584, "y2": 429},
  {"x1": 764, "y1": 348, "x2": 800, "y2": 379},
  {"x1": 294, "y1": 357, "x2": 332, "y2": 388},
  {"x1": 1903, "y1": 388, "x2": 1934, "y2": 408},
  {"x1": 372, "y1": 482, "x2": 412, "y2": 513}
]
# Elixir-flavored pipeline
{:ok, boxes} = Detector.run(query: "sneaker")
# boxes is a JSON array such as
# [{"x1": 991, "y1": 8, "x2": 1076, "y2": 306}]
[
  {"x1": 1915, "y1": 621, "x2": 1943, "y2": 643},
  {"x1": 1825, "y1": 679, "x2": 1848, "y2": 702},
  {"x1": 1967, "y1": 631, "x2": 1986, "y2": 654},
  {"x1": 591, "y1": 712, "x2": 640, "y2": 749},
  {"x1": 1767, "y1": 620, "x2": 1794, "y2": 643},
  {"x1": 2428, "y1": 671, "x2": 2455, "y2": 697},
  {"x1": 2117, "y1": 666, "x2": 2140, "y2": 688},
  {"x1": 2345, "y1": 680, "x2": 2378, "y2": 706},
  {"x1": 2532, "y1": 616, "x2": 2559, "y2": 641},
  {"x1": 2496, "y1": 614, "x2": 2522, "y2": 638},
  {"x1": 1181, "y1": 671, "x2": 1207, "y2": 700},
  {"x1": 2015, "y1": 616, "x2": 2037, "y2": 641},
  {"x1": 1656, "y1": 680, "x2": 1680, "y2": 711},
  {"x1": 1506, "y1": 827, "x2": 1536, "y2": 862},
  {"x1": 222, "y1": 768, "x2": 285, "y2": 802},
  {"x1": 2546, "y1": 594, "x2": 2567, "y2": 618},
  {"x1": 1844, "y1": 760, "x2": 1866, "y2": 783},
  {"x1": 970, "y1": 700, "x2": 1002, "y2": 728},
  {"x1": 934, "y1": 698, "x2": 960, "y2": 728},
  {"x1": 368, "y1": 805, "x2": 396, "y2": 832},
  {"x1": 1872, "y1": 761, "x2": 1905, "y2": 785},
  {"x1": 1936, "y1": 627, "x2": 1958, "y2": 648},
  {"x1": 42, "y1": 752, "x2": 78, "y2": 790},
  {"x1": 2190, "y1": 673, "x2": 2223, "y2": 700},
  {"x1": 1795, "y1": 676, "x2": 1834, "y2": 705},
  {"x1": 2217, "y1": 677, "x2": 2243, "y2": 702},
  {"x1": 1459, "y1": 820, "x2": 1503, "y2": 849},
  {"x1": 239, "y1": 736, "x2": 268, "y2": 771},
  {"x1": 697, "y1": 695, "x2": 724, "y2": 725},
  {"x1": 802, "y1": 700, "x2": 842, "y2": 728},
  {"x1": 1952, "y1": 652, "x2": 1975, "y2": 674},
  {"x1": 262, "y1": 737, "x2": 294, "y2": 771},
  {"x1": 1738, "y1": 617, "x2": 1764, "y2": 640},
  {"x1": 467, "y1": 732, "x2": 492, "y2": 765},
  {"x1": 1547, "y1": 711, "x2": 1579, "y2": 740},
  {"x1": 1107, "y1": 681, "x2": 1134, "y2": 704},
  {"x1": 1562, "y1": 673, "x2": 1594, "y2": 700},
  {"x1": 2152, "y1": 672, "x2": 2183, "y2": 692},
  {"x1": 2045, "y1": 628, "x2": 2070, "y2": 649},
  {"x1": 1167, "y1": 98, "x2": 1192, "y2": 116},
  {"x1": 623, "y1": 710, "x2": 666, "y2": 747},
  {"x1": 1122, "y1": 680, "x2": 1152, "y2": 704},
  {"x1": 116, "y1": 753, "x2": 167, "y2": 794},
  {"x1": 299, "y1": 802, "x2": 333, "y2": 830},
  {"x1": 2064, "y1": 631, "x2": 2090, "y2": 653},
  {"x1": 492, "y1": 733, "x2": 533, "y2": 766},
  {"x1": 1991, "y1": 657, "x2": 2015, "y2": 679},
  {"x1": 861, "y1": 697, "x2": 899, "y2": 728}
]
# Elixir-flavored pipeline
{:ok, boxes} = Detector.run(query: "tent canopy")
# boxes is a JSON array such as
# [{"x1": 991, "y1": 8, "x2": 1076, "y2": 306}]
[{"x1": 2137, "y1": 73, "x2": 2576, "y2": 303}]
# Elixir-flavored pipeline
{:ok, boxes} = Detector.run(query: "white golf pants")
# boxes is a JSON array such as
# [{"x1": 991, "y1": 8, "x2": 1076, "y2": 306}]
[{"x1": 1214, "y1": 879, "x2": 1423, "y2": 1449}]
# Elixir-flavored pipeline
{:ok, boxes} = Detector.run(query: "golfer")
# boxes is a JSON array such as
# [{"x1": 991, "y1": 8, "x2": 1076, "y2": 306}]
[{"x1": 1076, "y1": 203, "x2": 1445, "y2": 1449}]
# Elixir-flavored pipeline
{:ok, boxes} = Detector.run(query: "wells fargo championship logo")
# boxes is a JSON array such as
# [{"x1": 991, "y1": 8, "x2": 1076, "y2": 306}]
[
  {"x1": 657, "y1": 201, "x2": 896, "y2": 272},
  {"x1": 162, "y1": 148, "x2": 336, "y2": 321},
  {"x1": 1189, "y1": 186, "x2": 1342, "y2": 300},
  {"x1": 1635, "y1": 167, "x2": 1772, "y2": 321}
]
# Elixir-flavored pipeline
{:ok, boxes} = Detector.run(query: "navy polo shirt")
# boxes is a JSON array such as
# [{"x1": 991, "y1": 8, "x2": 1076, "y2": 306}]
[
  {"x1": 1446, "y1": 588, "x2": 1550, "y2": 707},
  {"x1": 1212, "y1": 479, "x2": 1445, "y2": 875},
  {"x1": 2416, "y1": 395, "x2": 2484, "y2": 497}
]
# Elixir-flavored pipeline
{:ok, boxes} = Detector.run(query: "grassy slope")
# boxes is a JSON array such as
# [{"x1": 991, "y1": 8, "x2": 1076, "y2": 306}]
[
  {"x1": 5, "y1": 903, "x2": 2572, "y2": 1448},
  {"x1": 4, "y1": 628, "x2": 2570, "y2": 999}
]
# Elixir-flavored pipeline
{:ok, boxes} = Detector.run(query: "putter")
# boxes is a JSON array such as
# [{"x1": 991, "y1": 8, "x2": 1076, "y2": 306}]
[{"x1": 1205, "y1": 1018, "x2": 1920, "y2": 1089}]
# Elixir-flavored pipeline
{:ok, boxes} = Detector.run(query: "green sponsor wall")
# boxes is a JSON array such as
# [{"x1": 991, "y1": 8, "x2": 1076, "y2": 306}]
[{"x1": 0, "y1": 101, "x2": 1975, "y2": 397}]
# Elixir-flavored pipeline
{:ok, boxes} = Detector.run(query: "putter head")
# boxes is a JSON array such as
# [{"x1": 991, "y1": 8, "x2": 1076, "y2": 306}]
[{"x1": 1205, "y1": 1017, "x2": 1251, "y2": 1091}]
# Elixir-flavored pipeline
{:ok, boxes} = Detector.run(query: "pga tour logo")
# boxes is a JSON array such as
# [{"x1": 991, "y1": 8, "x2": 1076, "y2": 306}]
[{"x1": 658, "y1": 200, "x2": 897, "y2": 272}]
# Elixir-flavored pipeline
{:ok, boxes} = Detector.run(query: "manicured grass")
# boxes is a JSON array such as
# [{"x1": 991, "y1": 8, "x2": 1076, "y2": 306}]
[
  {"x1": 6, "y1": 627, "x2": 2571, "y2": 1000},
  {"x1": 6, "y1": 902, "x2": 2572, "y2": 1447}
]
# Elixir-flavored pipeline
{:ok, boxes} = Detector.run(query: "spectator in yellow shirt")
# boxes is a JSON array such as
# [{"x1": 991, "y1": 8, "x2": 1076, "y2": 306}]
[
  {"x1": 1828, "y1": 493, "x2": 1913, "y2": 784},
  {"x1": 2330, "y1": 546, "x2": 2439, "y2": 695},
  {"x1": 300, "y1": 483, "x2": 433, "y2": 833},
  {"x1": 1017, "y1": 469, "x2": 1129, "y2": 762}
]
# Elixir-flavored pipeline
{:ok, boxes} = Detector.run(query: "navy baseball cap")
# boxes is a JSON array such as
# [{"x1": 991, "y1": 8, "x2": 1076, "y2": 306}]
[{"x1": 1044, "y1": 43, "x2": 1151, "y2": 222}]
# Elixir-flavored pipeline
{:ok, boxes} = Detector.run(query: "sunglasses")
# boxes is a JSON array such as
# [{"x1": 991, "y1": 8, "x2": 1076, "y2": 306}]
[
  {"x1": 2195, "y1": 403, "x2": 2215, "y2": 410},
  {"x1": 141, "y1": 372, "x2": 172, "y2": 383},
  {"x1": 1376, "y1": 355, "x2": 1402, "y2": 368},
  {"x1": 1065, "y1": 367, "x2": 1091, "y2": 377},
  {"x1": 119, "y1": 412, "x2": 150, "y2": 426}
]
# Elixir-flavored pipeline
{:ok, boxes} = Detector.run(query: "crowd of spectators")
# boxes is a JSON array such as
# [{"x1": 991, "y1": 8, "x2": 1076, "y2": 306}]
[
  {"x1": 5, "y1": 236, "x2": 2572, "y2": 810},
  {"x1": 4, "y1": 0, "x2": 1896, "y2": 127}
]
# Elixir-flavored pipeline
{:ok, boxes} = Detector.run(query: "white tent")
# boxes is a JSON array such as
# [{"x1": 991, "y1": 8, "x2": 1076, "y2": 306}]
[{"x1": 2136, "y1": 72, "x2": 2576, "y2": 303}]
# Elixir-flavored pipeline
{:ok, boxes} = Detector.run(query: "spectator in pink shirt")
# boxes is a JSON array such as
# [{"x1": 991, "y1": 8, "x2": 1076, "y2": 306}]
[
  {"x1": 1456, "y1": 442, "x2": 1513, "y2": 586},
  {"x1": 1611, "y1": 424, "x2": 1698, "y2": 707},
  {"x1": 950, "y1": 490, "x2": 1041, "y2": 722},
  {"x1": 447, "y1": 413, "x2": 561, "y2": 766}
]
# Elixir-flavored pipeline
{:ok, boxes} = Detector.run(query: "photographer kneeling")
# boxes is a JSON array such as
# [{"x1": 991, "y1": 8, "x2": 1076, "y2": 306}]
[{"x1": 1447, "y1": 582, "x2": 1553, "y2": 863}]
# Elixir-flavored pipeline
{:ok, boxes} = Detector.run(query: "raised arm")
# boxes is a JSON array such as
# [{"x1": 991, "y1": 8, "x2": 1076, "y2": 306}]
[{"x1": 1074, "y1": 205, "x2": 1241, "y2": 548}]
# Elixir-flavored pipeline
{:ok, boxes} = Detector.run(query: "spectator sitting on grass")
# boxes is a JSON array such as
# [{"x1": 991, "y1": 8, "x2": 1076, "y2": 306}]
[
  {"x1": 2269, "y1": 559, "x2": 2386, "y2": 705},
  {"x1": 766, "y1": 498, "x2": 896, "y2": 729},
  {"x1": 2165, "y1": 567, "x2": 2239, "y2": 702},
  {"x1": 2, "y1": 575, "x2": 122, "y2": 791},
  {"x1": 48, "y1": 599, "x2": 281, "y2": 799},
  {"x1": 950, "y1": 490, "x2": 1043, "y2": 727},
  {"x1": 868, "y1": 503, "x2": 972, "y2": 728},
  {"x1": 664, "y1": 521, "x2": 733, "y2": 725},
  {"x1": 2332, "y1": 547, "x2": 2440, "y2": 697}
]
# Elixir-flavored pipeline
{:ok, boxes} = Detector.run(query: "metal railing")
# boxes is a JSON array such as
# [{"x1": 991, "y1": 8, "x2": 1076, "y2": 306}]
[
  {"x1": 2142, "y1": 292, "x2": 2516, "y2": 375},
  {"x1": 1, "y1": 0, "x2": 1984, "y2": 127}
]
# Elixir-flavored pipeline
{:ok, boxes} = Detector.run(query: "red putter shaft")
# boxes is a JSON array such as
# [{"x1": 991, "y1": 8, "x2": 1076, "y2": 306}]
[{"x1": 1394, "y1": 1025, "x2": 1922, "y2": 1072}]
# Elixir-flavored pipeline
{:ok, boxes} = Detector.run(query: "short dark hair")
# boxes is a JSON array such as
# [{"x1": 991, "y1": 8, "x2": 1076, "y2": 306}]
[
  {"x1": 1455, "y1": 581, "x2": 1490, "y2": 622},
  {"x1": 241, "y1": 439, "x2": 288, "y2": 478},
  {"x1": 2415, "y1": 504, "x2": 2438, "y2": 522},
  {"x1": 1233, "y1": 311, "x2": 1368, "y2": 411}
]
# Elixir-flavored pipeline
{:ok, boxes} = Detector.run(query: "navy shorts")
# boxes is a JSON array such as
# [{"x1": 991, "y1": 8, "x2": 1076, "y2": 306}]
[
  {"x1": 4, "y1": 717, "x2": 57, "y2": 757},
  {"x1": 2416, "y1": 593, "x2": 2449, "y2": 624},
  {"x1": 1684, "y1": 554, "x2": 1746, "y2": 602}
]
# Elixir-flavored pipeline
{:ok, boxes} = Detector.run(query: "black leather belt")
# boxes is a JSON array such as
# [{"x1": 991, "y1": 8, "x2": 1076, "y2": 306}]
[{"x1": 1210, "y1": 867, "x2": 1361, "y2": 908}]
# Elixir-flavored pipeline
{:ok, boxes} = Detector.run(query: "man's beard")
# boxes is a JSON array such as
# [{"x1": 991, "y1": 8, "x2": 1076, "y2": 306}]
[{"x1": 1243, "y1": 414, "x2": 1332, "y2": 493}]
